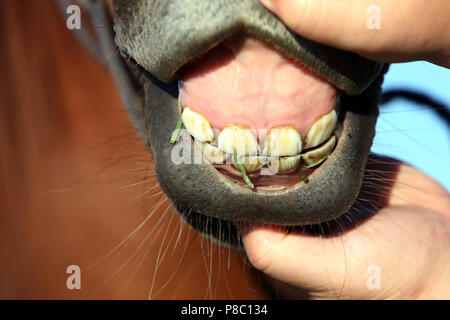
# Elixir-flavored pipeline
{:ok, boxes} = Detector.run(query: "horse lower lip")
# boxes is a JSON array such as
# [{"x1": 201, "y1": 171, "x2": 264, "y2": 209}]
[{"x1": 142, "y1": 68, "x2": 380, "y2": 226}]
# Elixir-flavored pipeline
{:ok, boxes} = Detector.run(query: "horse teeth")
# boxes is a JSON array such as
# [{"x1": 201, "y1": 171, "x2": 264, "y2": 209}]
[
  {"x1": 302, "y1": 135, "x2": 337, "y2": 165},
  {"x1": 201, "y1": 142, "x2": 226, "y2": 164},
  {"x1": 181, "y1": 107, "x2": 215, "y2": 143},
  {"x1": 218, "y1": 125, "x2": 259, "y2": 156},
  {"x1": 305, "y1": 110, "x2": 337, "y2": 149},
  {"x1": 264, "y1": 126, "x2": 302, "y2": 157},
  {"x1": 268, "y1": 155, "x2": 301, "y2": 174},
  {"x1": 179, "y1": 108, "x2": 339, "y2": 175},
  {"x1": 233, "y1": 155, "x2": 265, "y2": 173}
]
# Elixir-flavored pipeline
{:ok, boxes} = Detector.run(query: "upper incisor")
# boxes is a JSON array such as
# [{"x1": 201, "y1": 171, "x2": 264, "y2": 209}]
[
  {"x1": 264, "y1": 126, "x2": 302, "y2": 157},
  {"x1": 305, "y1": 110, "x2": 337, "y2": 149},
  {"x1": 181, "y1": 107, "x2": 215, "y2": 143},
  {"x1": 218, "y1": 124, "x2": 259, "y2": 155}
]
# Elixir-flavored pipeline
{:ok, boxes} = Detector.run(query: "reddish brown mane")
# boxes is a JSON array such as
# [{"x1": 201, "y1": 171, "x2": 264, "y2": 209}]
[{"x1": 0, "y1": 0, "x2": 272, "y2": 299}]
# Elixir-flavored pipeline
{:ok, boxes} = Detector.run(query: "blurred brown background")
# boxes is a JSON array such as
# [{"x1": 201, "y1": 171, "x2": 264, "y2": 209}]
[{"x1": 0, "y1": 0, "x2": 272, "y2": 299}]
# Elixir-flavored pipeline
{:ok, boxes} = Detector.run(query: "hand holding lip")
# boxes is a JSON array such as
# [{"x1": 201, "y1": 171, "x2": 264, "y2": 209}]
[
  {"x1": 237, "y1": 160, "x2": 450, "y2": 299},
  {"x1": 258, "y1": 0, "x2": 450, "y2": 68},
  {"x1": 238, "y1": 0, "x2": 450, "y2": 300}
]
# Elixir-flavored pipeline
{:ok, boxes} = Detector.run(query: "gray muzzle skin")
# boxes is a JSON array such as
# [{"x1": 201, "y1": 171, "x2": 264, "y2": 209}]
[
  {"x1": 108, "y1": 0, "x2": 388, "y2": 243},
  {"x1": 113, "y1": 0, "x2": 384, "y2": 96}
]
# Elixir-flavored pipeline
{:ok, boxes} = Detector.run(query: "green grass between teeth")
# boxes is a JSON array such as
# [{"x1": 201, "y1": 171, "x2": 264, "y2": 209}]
[
  {"x1": 304, "y1": 155, "x2": 329, "y2": 169},
  {"x1": 169, "y1": 115, "x2": 325, "y2": 187},
  {"x1": 233, "y1": 146, "x2": 255, "y2": 189},
  {"x1": 170, "y1": 116, "x2": 184, "y2": 144}
]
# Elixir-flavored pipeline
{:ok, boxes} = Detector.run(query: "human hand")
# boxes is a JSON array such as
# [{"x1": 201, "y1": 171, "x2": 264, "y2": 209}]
[
  {"x1": 258, "y1": 0, "x2": 450, "y2": 68},
  {"x1": 237, "y1": 0, "x2": 450, "y2": 299},
  {"x1": 238, "y1": 157, "x2": 450, "y2": 299}
]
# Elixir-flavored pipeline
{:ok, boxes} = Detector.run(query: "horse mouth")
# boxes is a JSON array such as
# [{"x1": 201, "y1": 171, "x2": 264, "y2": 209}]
[
  {"x1": 177, "y1": 35, "x2": 342, "y2": 191},
  {"x1": 121, "y1": 32, "x2": 383, "y2": 249}
]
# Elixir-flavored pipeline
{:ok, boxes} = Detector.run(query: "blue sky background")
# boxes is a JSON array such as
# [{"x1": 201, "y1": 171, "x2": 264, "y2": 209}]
[{"x1": 371, "y1": 62, "x2": 450, "y2": 191}]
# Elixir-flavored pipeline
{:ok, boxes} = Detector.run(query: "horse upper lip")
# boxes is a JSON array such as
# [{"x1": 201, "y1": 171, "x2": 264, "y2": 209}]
[{"x1": 114, "y1": 0, "x2": 385, "y2": 95}]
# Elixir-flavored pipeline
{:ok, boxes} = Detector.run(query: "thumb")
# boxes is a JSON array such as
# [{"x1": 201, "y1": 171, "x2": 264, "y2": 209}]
[
  {"x1": 258, "y1": 0, "x2": 381, "y2": 52},
  {"x1": 237, "y1": 223, "x2": 348, "y2": 294},
  {"x1": 258, "y1": 0, "x2": 449, "y2": 65}
]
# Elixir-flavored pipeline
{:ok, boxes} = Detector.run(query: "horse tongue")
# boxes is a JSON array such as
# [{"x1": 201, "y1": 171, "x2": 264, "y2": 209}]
[{"x1": 178, "y1": 34, "x2": 337, "y2": 137}]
